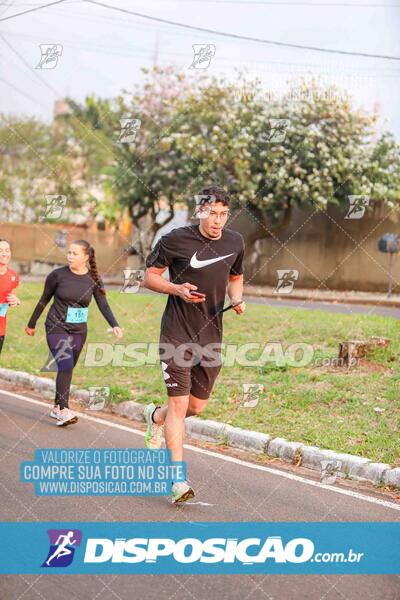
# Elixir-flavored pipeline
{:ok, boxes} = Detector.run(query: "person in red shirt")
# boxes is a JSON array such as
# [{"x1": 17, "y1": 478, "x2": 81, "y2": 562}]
[{"x1": 0, "y1": 239, "x2": 21, "y2": 355}]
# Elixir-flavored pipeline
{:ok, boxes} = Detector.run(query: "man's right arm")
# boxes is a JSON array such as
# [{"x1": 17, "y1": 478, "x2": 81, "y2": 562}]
[
  {"x1": 143, "y1": 266, "x2": 178, "y2": 295},
  {"x1": 144, "y1": 234, "x2": 206, "y2": 303},
  {"x1": 143, "y1": 267, "x2": 205, "y2": 304}
]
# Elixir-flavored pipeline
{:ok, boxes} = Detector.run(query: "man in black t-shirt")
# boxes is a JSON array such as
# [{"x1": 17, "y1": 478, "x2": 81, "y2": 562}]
[{"x1": 143, "y1": 186, "x2": 245, "y2": 503}]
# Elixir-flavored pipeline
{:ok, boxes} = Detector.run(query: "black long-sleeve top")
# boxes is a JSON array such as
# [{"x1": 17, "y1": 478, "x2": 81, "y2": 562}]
[{"x1": 27, "y1": 266, "x2": 119, "y2": 333}]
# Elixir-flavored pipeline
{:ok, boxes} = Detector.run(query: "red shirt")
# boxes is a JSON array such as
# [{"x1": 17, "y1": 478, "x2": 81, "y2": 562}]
[{"x1": 0, "y1": 268, "x2": 19, "y2": 336}]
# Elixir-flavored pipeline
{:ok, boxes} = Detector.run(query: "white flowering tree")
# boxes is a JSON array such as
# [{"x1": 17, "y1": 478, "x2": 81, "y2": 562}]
[
  {"x1": 61, "y1": 70, "x2": 400, "y2": 255},
  {"x1": 3, "y1": 68, "x2": 400, "y2": 231},
  {"x1": 169, "y1": 76, "x2": 400, "y2": 235}
]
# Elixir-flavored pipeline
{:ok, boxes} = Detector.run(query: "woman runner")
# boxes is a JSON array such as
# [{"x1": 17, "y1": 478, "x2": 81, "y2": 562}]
[
  {"x1": 25, "y1": 240, "x2": 123, "y2": 426},
  {"x1": 0, "y1": 239, "x2": 21, "y2": 356}
]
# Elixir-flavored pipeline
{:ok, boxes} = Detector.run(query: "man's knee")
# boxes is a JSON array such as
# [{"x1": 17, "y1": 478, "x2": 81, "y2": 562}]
[
  {"x1": 187, "y1": 399, "x2": 208, "y2": 416},
  {"x1": 167, "y1": 395, "x2": 189, "y2": 419}
]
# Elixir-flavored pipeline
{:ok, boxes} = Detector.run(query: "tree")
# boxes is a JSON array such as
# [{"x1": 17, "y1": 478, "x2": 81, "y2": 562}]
[
  {"x1": 55, "y1": 95, "x2": 119, "y2": 225},
  {"x1": 111, "y1": 67, "x2": 195, "y2": 257},
  {"x1": 0, "y1": 110, "x2": 103, "y2": 223},
  {"x1": 111, "y1": 70, "x2": 400, "y2": 253},
  {"x1": 171, "y1": 77, "x2": 400, "y2": 243},
  {"x1": 0, "y1": 115, "x2": 53, "y2": 221},
  {"x1": 32, "y1": 69, "x2": 400, "y2": 258}
]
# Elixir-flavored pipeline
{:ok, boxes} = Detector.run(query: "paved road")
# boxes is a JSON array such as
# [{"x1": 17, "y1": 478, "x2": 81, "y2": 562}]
[
  {"x1": 0, "y1": 388, "x2": 399, "y2": 600},
  {"x1": 138, "y1": 288, "x2": 400, "y2": 318}
]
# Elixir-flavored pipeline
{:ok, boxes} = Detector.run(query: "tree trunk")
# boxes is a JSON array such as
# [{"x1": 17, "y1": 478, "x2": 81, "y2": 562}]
[
  {"x1": 245, "y1": 201, "x2": 293, "y2": 248},
  {"x1": 338, "y1": 337, "x2": 390, "y2": 367}
]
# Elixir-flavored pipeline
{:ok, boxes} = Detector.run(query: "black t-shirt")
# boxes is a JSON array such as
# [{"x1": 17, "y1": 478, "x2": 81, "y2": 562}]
[
  {"x1": 27, "y1": 266, "x2": 119, "y2": 334},
  {"x1": 146, "y1": 224, "x2": 244, "y2": 344}
]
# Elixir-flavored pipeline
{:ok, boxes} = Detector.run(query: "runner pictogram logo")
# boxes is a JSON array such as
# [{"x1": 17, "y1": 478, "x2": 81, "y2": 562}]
[{"x1": 41, "y1": 529, "x2": 82, "y2": 568}]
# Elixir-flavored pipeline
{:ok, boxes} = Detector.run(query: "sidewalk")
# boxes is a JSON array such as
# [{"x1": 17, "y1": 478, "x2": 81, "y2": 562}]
[{"x1": 243, "y1": 284, "x2": 400, "y2": 309}]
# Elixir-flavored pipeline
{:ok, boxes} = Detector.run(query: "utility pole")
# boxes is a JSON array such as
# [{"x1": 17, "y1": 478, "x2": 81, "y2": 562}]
[{"x1": 153, "y1": 33, "x2": 159, "y2": 68}]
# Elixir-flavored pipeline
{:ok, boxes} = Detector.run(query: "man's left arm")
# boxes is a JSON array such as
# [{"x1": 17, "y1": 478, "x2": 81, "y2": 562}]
[
  {"x1": 227, "y1": 238, "x2": 245, "y2": 314},
  {"x1": 228, "y1": 274, "x2": 245, "y2": 314}
]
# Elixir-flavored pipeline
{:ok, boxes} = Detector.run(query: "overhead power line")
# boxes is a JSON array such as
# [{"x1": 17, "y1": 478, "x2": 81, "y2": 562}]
[
  {"x1": 84, "y1": 0, "x2": 400, "y2": 60},
  {"x1": 1, "y1": 0, "x2": 398, "y2": 60},
  {"x1": 0, "y1": 0, "x2": 68, "y2": 22},
  {"x1": 1, "y1": 0, "x2": 399, "y2": 4},
  {"x1": 0, "y1": 33, "x2": 59, "y2": 96},
  {"x1": 0, "y1": 75, "x2": 49, "y2": 108},
  {"x1": 171, "y1": 0, "x2": 400, "y2": 5}
]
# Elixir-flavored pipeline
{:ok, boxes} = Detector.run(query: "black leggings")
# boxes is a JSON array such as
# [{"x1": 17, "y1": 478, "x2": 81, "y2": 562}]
[
  {"x1": 0, "y1": 336, "x2": 4, "y2": 355},
  {"x1": 46, "y1": 331, "x2": 87, "y2": 410}
]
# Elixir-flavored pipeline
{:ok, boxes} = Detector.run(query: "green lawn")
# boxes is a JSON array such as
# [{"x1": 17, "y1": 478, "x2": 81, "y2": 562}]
[{"x1": 2, "y1": 283, "x2": 399, "y2": 466}]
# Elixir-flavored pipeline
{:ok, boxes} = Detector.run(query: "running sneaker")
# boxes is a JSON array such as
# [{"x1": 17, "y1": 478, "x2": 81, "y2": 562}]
[
  {"x1": 171, "y1": 481, "x2": 195, "y2": 504},
  {"x1": 56, "y1": 408, "x2": 78, "y2": 427},
  {"x1": 49, "y1": 405, "x2": 60, "y2": 419},
  {"x1": 143, "y1": 402, "x2": 164, "y2": 449}
]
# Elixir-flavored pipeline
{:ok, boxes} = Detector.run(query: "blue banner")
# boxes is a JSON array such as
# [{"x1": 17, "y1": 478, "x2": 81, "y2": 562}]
[{"x1": 0, "y1": 522, "x2": 398, "y2": 574}]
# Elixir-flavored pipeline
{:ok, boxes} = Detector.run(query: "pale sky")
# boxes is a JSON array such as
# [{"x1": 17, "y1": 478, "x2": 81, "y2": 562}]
[{"x1": 0, "y1": 0, "x2": 399, "y2": 137}]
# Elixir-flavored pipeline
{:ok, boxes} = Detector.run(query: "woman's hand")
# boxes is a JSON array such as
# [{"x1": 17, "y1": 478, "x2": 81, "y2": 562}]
[
  {"x1": 112, "y1": 326, "x2": 124, "y2": 339},
  {"x1": 25, "y1": 327, "x2": 35, "y2": 336},
  {"x1": 7, "y1": 293, "x2": 20, "y2": 307}
]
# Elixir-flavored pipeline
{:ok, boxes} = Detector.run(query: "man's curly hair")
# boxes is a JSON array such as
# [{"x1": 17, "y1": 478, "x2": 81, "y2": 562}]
[{"x1": 196, "y1": 186, "x2": 230, "y2": 207}]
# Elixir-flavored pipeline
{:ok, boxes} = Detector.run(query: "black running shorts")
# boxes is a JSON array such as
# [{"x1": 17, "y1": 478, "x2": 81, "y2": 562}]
[{"x1": 159, "y1": 334, "x2": 222, "y2": 399}]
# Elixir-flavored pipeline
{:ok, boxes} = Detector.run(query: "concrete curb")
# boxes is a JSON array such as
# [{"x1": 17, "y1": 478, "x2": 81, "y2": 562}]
[
  {"x1": 1, "y1": 367, "x2": 398, "y2": 490},
  {"x1": 0, "y1": 367, "x2": 90, "y2": 404},
  {"x1": 110, "y1": 401, "x2": 400, "y2": 489}
]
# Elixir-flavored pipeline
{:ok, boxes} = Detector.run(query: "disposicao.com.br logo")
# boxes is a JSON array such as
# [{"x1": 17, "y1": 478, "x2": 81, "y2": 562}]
[
  {"x1": 83, "y1": 536, "x2": 363, "y2": 565},
  {"x1": 30, "y1": 524, "x2": 377, "y2": 575}
]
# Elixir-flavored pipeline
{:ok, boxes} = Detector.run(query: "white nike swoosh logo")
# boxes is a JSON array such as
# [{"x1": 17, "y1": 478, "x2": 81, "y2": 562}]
[{"x1": 190, "y1": 251, "x2": 234, "y2": 269}]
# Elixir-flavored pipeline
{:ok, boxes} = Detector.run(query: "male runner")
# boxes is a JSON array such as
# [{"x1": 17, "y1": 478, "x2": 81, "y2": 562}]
[
  {"x1": 0, "y1": 239, "x2": 21, "y2": 356},
  {"x1": 143, "y1": 187, "x2": 245, "y2": 503}
]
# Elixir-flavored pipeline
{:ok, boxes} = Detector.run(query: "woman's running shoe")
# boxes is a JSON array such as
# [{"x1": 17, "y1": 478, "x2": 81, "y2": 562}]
[
  {"x1": 56, "y1": 408, "x2": 78, "y2": 427},
  {"x1": 49, "y1": 405, "x2": 60, "y2": 419},
  {"x1": 143, "y1": 402, "x2": 164, "y2": 449}
]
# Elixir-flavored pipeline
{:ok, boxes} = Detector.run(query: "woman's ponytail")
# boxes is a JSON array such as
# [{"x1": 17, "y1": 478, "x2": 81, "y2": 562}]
[
  {"x1": 72, "y1": 240, "x2": 106, "y2": 295},
  {"x1": 88, "y1": 246, "x2": 106, "y2": 295}
]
